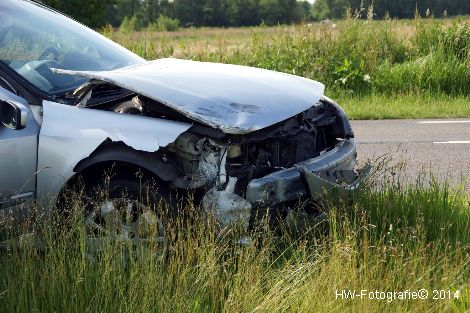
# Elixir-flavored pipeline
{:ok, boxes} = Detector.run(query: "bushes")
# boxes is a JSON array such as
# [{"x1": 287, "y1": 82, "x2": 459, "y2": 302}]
[
  {"x1": 119, "y1": 15, "x2": 141, "y2": 33},
  {"x1": 148, "y1": 15, "x2": 180, "y2": 32},
  {"x1": 120, "y1": 15, "x2": 180, "y2": 34},
  {"x1": 333, "y1": 58, "x2": 371, "y2": 93},
  {"x1": 239, "y1": 18, "x2": 470, "y2": 95},
  {"x1": 372, "y1": 18, "x2": 470, "y2": 95},
  {"x1": 374, "y1": 52, "x2": 470, "y2": 95},
  {"x1": 439, "y1": 19, "x2": 470, "y2": 60}
]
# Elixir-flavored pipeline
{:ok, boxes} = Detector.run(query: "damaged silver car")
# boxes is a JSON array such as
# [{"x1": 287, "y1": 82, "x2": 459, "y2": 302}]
[{"x1": 0, "y1": 0, "x2": 367, "y2": 236}]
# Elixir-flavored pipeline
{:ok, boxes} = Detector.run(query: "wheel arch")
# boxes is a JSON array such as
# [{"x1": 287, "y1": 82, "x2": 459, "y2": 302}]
[{"x1": 59, "y1": 141, "x2": 179, "y2": 196}]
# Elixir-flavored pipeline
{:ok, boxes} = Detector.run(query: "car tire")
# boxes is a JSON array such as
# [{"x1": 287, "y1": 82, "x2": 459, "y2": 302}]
[{"x1": 81, "y1": 169, "x2": 173, "y2": 248}]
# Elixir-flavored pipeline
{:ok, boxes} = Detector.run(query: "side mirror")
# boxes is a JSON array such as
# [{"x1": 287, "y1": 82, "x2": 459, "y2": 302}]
[{"x1": 0, "y1": 100, "x2": 28, "y2": 130}]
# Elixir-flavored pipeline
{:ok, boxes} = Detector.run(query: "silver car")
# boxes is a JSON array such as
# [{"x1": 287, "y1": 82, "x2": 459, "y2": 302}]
[{"x1": 0, "y1": 0, "x2": 366, "y2": 234}]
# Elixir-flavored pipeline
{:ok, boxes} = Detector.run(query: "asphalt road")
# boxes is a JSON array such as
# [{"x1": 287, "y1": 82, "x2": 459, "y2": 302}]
[{"x1": 351, "y1": 119, "x2": 470, "y2": 189}]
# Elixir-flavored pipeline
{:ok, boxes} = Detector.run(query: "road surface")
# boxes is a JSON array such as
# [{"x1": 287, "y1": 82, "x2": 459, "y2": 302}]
[{"x1": 351, "y1": 119, "x2": 470, "y2": 188}]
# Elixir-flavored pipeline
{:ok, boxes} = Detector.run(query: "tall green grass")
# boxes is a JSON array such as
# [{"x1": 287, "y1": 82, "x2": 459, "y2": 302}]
[
  {"x1": 109, "y1": 17, "x2": 469, "y2": 98},
  {"x1": 1, "y1": 169, "x2": 469, "y2": 312}
]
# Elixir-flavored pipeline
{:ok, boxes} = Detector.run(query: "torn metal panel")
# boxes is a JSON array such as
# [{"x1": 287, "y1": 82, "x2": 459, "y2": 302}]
[
  {"x1": 297, "y1": 164, "x2": 371, "y2": 200},
  {"x1": 53, "y1": 58, "x2": 325, "y2": 134},
  {"x1": 73, "y1": 142, "x2": 180, "y2": 183},
  {"x1": 167, "y1": 133, "x2": 223, "y2": 189},
  {"x1": 36, "y1": 100, "x2": 191, "y2": 205},
  {"x1": 245, "y1": 139, "x2": 359, "y2": 206}
]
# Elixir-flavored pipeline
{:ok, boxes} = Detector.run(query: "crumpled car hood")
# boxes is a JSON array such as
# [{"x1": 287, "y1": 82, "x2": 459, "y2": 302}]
[{"x1": 55, "y1": 58, "x2": 325, "y2": 134}]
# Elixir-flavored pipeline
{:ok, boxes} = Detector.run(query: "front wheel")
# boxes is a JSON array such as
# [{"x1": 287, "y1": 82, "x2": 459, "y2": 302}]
[{"x1": 83, "y1": 175, "x2": 171, "y2": 253}]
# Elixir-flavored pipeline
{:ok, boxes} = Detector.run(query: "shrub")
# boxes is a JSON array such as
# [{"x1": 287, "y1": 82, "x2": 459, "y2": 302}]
[
  {"x1": 373, "y1": 52, "x2": 470, "y2": 95},
  {"x1": 439, "y1": 19, "x2": 470, "y2": 60},
  {"x1": 99, "y1": 23, "x2": 114, "y2": 39},
  {"x1": 119, "y1": 16, "x2": 132, "y2": 34},
  {"x1": 148, "y1": 15, "x2": 180, "y2": 32},
  {"x1": 334, "y1": 58, "x2": 371, "y2": 93},
  {"x1": 413, "y1": 18, "x2": 441, "y2": 56},
  {"x1": 120, "y1": 15, "x2": 143, "y2": 34}
]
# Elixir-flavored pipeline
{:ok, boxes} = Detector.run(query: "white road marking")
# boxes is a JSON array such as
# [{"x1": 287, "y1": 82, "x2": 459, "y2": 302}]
[
  {"x1": 419, "y1": 120, "x2": 470, "y2": 124},
  {"x1": 434, "y1": 141, "x2": 470, "y2": 144}
]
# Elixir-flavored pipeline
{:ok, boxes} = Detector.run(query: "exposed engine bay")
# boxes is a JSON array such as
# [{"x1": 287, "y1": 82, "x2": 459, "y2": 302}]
[{"x1": 84, "y1": 85, "x2": 353, "y2": 204}]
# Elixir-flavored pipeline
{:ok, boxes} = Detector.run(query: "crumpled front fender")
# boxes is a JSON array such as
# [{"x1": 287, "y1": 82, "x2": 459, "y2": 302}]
[
  {"x1": 245, "y1": 139, "x2": 369, "y2": 206},
  {"x1": 36, "y1": 100, "x2": 191, "y2": 207},
  {"x1": 297, "y1": 163, "x2": 371, "y2": 200}
]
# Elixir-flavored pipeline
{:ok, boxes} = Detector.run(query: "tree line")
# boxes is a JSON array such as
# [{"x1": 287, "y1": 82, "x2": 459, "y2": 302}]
[
  {"x1": 313, "y1": 0, "x2": 470, "y2": 21},
  {"x1": 40, "y1": 0, "x2": 470, "y2": 29}
]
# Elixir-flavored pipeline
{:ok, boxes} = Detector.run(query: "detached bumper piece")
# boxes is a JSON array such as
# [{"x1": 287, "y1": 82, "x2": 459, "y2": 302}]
[
  {"x1": 297, "y1": 163, "x2": 371, "y2": 201},
  {"x1": 246, "y1": 139, "x2": 370, "y2": 206}
]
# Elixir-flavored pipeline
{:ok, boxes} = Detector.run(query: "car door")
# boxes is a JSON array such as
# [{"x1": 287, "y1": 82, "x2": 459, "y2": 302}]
[{"x1": 0, "y1": 85, "x2": 39, "y2": 211}]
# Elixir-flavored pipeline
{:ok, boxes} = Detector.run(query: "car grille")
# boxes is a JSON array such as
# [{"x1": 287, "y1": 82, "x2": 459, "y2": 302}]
[{"x1": 267, "y1": 139, "x2": 298, "y2": 168}]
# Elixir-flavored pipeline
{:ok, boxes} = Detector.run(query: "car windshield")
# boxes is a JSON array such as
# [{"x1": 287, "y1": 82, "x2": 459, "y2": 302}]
[{"x1": 0, "y1": 0, "x2": 144, "y2": 96}]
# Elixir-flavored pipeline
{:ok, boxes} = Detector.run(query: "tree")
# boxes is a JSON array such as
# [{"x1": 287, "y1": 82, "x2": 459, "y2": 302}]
[
  {"x1": 227, "y1": 0, "x2": 260, "y2": 26},
  {"x1": 298, "y1": 1, "x2": 313, "y2": 21},
  {"x1": 327, "y1": 0, "x2": 349, "y2": 19},
  {"x1": 311, "y1": 0, "x2": 330, "y2": 20},
  {"x1": 259, "y1": 0, "x2": 300, "y2": 25},
  {"x1": 277, "y1": 0, "x2": 300, "y2": 23},
  {"x1": 42, "y1": 0, "x2": 470, "y2": 29},
  {"x1": 174, "y1": 0, "x2": 202, "y2": 25},
  {"x1": 41, "y1": 0, "x2": 114, "y2": 28}
]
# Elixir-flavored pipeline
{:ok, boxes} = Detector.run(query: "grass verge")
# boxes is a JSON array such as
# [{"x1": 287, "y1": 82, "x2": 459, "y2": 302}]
[
  {"x1": 334, "y1": 93, "x2": 470, "y2": 120},
  {"x1": 0, "y1": 171, "x2": 469, "y2": 312}
]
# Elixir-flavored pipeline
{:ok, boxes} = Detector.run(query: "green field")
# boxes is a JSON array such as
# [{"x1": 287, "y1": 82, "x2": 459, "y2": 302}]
[
  {"x1": 104, "y1": 17, "x2": 470, "y2": 120},
  {"x1": 1, "y1": 168, "x2": 469, "y2": 312}
]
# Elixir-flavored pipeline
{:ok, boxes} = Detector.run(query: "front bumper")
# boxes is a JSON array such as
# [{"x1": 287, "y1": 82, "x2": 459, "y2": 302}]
[{"x1": 245, "y1": 139, "x2": 368, "y2": 206}]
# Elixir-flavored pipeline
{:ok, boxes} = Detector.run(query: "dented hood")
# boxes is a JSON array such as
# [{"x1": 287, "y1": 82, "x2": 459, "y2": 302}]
[{"x1": 56, "y1": 58, "x2": 325, "y2": 134}]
